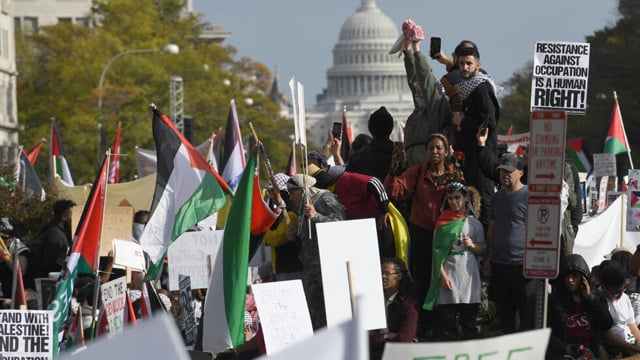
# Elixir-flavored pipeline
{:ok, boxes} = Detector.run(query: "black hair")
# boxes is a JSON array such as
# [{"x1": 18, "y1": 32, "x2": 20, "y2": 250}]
[
  {"x1": 134, "y1": 210, "x2": 150, "y2": 224},
  {"x1": 454, "y1": 40, "x2": 478, "y2": 56},
  {"x1": 381, "y1": 257, "x2": 413, "y2": 299},
  {"x1": 351, "y1": 134, "x2": 372, "y2": 153},
  {"x1": 456, "y1": 46, "x2": 480, "y2": 60},
  {"x1": 53, "y1": 199, "x2": 76, "y2": 221},
  {"x1": 599, "y1": 263, "x2": 626, "y2": 288}
]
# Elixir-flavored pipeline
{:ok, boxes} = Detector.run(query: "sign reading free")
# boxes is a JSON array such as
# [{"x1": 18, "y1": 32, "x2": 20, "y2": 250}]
[{"x1": 528, "y1": 111, "x2": 566, "y2": 193}]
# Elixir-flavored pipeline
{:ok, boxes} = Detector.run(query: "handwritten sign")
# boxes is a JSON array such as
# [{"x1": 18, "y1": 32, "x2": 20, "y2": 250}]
[
  {"x1": 113, "y1": 239, "x2": 145, "y2": 271},
  {"x1": 72, "y1": 206, "x2": 134, "y2": 256},
  {"x1": 100, "y1": 277, "x2": 127, "y2": 334},
  {"x1": 0, "y1": 310, "x2": 53, "y2": 359},
  {"x1": 251, "y1": 280, "x2": 313, "y2": 355},
  {"x1": 530, "y1": 41, "x2": 590, "y2": 115},
  {"x1": 593, "y1": 153, "x2": 617, "y2": 177},
  {"x1": 168, "y1": 231, "x2": 223, "y2": 291},
  {"x1": 179, "y1": 275, "x2": 198, "y2": 345}
]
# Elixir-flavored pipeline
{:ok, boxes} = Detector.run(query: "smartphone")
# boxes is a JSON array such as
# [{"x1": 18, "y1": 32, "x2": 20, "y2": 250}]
[
  {"x1": 332, "y1": 122, "x2": 342, "y2": 139},
  {"x1": 429, "y1": 37, "x2": 441, "y2": 58}
]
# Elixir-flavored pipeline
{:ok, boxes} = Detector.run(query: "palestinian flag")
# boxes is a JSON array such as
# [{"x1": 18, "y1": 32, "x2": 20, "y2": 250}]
[
  {"x1": 566, "y1": 138, "x2": 592, "y2": 173},
  {"x1": 27, "y1": 140, "x2": 42, "y2": 165},
  {"x1": 49, "y1": 155, "x2": 108, "y2": 355},
  {"x1": 221, "y1": 100, "x2": 246, "y2": 192},
  {"x1": 140, "y1": 107, "x2": 231, "y2": 281},
  {"x1": 108, "y1": 122, "x2": 122, "y2": 184},
  {"x1": 17, "y1": 147, "x2": 45, "y2": 200},
  {"x1": 603, "y1": 95, "x2": 630, "y2": 155},
  {"x1": 202, "y1": 147, "x2": 259, "y2": 353},
  {"x1": 423, "y1": 209, "x2": 466, "y2": 310},
  {"x1": 50, "y1": 118, "x2": 74, "y2": 186}
]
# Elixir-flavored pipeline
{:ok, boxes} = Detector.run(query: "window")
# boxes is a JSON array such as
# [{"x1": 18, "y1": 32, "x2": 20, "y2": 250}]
[
  {"x1": 58, "y1": 17, "x2": 72, "y2": 24},
  {"x1": 75, "y1": 17, "x2": 89, "y2": 27},
  {"x1": 23, "y1": 17, "x2": 38, "y2": 35}
]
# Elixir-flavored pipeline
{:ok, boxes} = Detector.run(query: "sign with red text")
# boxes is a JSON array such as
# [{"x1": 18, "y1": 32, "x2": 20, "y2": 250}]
[
  {"x1": 101, "y1": 277, "x2": 127, "y2": 334},
  {"x1": 524, "y1": 195, "x2": 561, "y2": 278},
  {"x1": 530, "y1": 41, "x2": 590, "y2": 115},
  {"x1": 528, "y1": 111, "x2": 566, "y2": 193}
]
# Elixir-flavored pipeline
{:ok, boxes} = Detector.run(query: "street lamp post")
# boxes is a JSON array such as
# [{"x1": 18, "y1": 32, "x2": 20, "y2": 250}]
[{"x1": 97, "y1": 44, "x2": 179, "y2": 165}]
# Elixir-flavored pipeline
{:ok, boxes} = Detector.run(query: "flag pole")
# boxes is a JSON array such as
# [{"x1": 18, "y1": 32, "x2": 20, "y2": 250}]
[
  {"x1": 613, "y1": 91, "x2": 634, "y2": 169},
  {"x1": 90, "y1": 150, "x2": 110, "y2": 339},
  {"x1": 248, "y1": 122, "x2": 290, "y2": 224}
]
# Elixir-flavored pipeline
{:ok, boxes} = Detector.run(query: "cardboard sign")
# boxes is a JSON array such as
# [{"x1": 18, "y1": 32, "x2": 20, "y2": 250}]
[
  {"x1": 593, "y1": 153, "x2": 617, "y2": 177},
  {"x1": 0, "y1": 310, "x2": 53, "y2": 359},
  {"x1": 316, "y1": 218, "x2": 386, "y2": 330},
  {"x1": 530, "y1": 41, "x2": 590, "y2": 115},
  {"x1": 112, "y1": 239, "x2": 145, "y2": 271},
  {"x1": 100, "y1": 277, "x2": 127, "y2": 334},
  {"x1": 72, "y1": 206, "x2": 134, "y2": 256},
  {"x1": 179, "y1": 275, "x2": 198, "y2": 345},
  {"x1": 168, "y1": 231, "x2": 223, "y2": 291},
  {"x1": 252, "y1": 280, "x2": 314, "y2": 355},
  {"x1": 383, "y1": 328, "x2": 550, "y2": 360}
]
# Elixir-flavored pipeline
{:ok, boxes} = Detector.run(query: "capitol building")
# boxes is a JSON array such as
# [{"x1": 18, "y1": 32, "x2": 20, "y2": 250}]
[{"x1": 304, "y1": 0, "x2": 414, "y2": 147}]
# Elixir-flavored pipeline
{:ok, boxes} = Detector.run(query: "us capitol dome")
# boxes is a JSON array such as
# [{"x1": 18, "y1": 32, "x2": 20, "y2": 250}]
[{"x1": 305, "y1": 0, "x2": 414, "y2": 147}]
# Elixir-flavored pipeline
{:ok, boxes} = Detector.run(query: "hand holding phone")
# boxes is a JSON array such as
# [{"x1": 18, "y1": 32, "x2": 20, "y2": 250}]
[
  {"x1": 332, "y1": 122, "x2": 342, "y2": 139},
  {"x1": 429, "y1": 37, "x2": 441, "y2": 59}
]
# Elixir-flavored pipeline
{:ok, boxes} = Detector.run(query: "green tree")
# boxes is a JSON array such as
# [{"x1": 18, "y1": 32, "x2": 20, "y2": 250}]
[{"x1": 17, "y1": 0, "x2": 292, "y2": 185}]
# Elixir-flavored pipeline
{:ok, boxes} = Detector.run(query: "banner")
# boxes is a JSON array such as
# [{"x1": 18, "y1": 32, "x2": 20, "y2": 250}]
[
  {"x1": 100, "y1": 277, "x2": 127, "y2": 334},
  {"x1": 497, "y1": 132, "x2": 530, "y2": 153},
  {"x1": 0, "y1": 310, "x2": 53, "y2": 359},
  {"x1": 530, "y1": 41, "x2": 590, "y2": 115},
  {"x1": 168, "y1": 231, "x2": 223, "y2": 291}
]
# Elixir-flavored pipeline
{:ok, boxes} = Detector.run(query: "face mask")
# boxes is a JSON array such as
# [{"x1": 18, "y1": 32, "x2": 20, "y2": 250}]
[{"x1": 132, "y1": 223, "x2": 145, "y2": 240}]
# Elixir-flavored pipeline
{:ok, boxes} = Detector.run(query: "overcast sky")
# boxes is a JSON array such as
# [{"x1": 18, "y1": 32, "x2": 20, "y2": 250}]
[{"x1": 192, "y1": 0, "x2": 619, "y2": 105}]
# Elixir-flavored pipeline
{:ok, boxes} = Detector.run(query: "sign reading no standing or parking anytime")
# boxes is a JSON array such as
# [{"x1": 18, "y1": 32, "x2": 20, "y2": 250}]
[{"x1": 527, "y1": 111, "x2": 566, "y2": 193}]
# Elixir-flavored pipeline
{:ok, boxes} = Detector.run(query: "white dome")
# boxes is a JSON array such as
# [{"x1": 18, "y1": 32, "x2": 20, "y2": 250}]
[{"x1": 315, "y1": 0, "x2": 411, "y2": 113}]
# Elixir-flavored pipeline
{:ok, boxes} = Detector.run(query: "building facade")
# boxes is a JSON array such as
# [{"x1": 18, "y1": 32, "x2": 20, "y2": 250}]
[
  {"x1": 0, "y1": 1, "x2": 17, "y2": 165},
  {"x1": 306, "y1": 0, "x2": 414, "y2": 148}
]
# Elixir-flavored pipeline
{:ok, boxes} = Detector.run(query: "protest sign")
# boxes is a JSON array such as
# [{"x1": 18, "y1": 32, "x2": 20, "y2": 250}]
[
  {"x1": 100, "y1": 277, "x2": 127, "y2": 334},
  {"x1": 530, "y1": 41, "x2": 590, "y2": 115},
  {"x1": 593, "y1": 153, "x2": 617, "y2": 177},
  {"x1": 168, "y1": 230, "x2": 223, "y2": 291},
  {"x1": 497, "y1": 132, "x2": 530, "y2": 153},
  {"x1": 316, "y1": 218, "x2": 386, "y2": 330},
  {"x1": 383, "y1": 328, "x2": 550, "y2": 360},
  {"x1": 0, "y1": 310, "x2": 53, "y2": 359},
  {"x1": 251, "y1": 280, "x2": 313, "y2": 355},
  {"x1": 112, "y1": 239, "x2": 145, "y2": 271},
  {"x1": 179, "y1": 274, "x2": 198, "y2": 345},
  {"x1": 627, "y1": 169, "x2": 640, "y2": 231},
  {"x1": 72, "y1": 206, "x2": 134, "y2": 256},
  {"x1": 66, "y1": 313, "x2": 189, "y2": 360}
]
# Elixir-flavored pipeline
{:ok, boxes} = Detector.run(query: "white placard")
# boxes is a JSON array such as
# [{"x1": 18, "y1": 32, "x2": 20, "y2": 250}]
[
  {"x1": 0, "y1": 310, "x2": 53, "y2": 359},
  {"x1": 383, "y1": 328, "x2": 550, "y2": 360},
  {"x1": 113, "y1": 239, "x2": 145, "y2": 271},
  {"x1": 530, "y1": 41, "x2": 590, "y2": 115},
  {"x1": 316, "y1": 218, "x2": 386, "y2": 330},
  {"x1": 100, "y1": 277, "x2": 127, "y2": 334},
  {"x1": 167, "y1": 230, "x2": 224, "y2": 290},
  {"x1": 68, "y1": 313, "x2": 189, "y2": 359},
  {"x1": 593, "y1": 153, "x2": 617, "y2": 177},
  {"x1": 252, "y1": 280, "x2": 314, "y2": 355}
]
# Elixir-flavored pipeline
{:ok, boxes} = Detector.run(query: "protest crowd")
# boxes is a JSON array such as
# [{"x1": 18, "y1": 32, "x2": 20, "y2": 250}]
[{"x1": 1, "y1": 18, "x2": 638, "y2": 360}]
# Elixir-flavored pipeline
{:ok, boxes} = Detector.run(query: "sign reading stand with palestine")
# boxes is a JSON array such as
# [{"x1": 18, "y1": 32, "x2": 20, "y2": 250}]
[{"x1": 531, "y1": 41, "x2": 590, "y2": 115}]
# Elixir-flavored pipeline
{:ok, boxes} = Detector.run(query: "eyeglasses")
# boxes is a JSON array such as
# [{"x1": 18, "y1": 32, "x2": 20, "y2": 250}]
[{"x1": 381, "y1": 271, "x2": 399, "y2": 278}]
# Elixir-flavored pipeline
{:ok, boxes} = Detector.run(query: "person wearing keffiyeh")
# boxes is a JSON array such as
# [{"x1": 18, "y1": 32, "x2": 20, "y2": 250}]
[
  {"x1": 453, "y1": 46, "x2": 500, "y2": 230},
  {"x1": 423, "y1": 179, "x2": 486, "y2": 341}
]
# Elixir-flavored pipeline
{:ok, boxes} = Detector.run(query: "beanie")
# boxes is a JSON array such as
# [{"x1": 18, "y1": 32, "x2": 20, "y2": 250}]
[{"x1": 368, "y1": 106, "x2": 394, "y2": 138}]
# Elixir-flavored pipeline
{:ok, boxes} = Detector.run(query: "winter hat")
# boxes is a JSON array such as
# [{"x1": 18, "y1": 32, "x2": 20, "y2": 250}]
[{"x1": 368, "y1": 107, "x2": 394, "y2": 138}]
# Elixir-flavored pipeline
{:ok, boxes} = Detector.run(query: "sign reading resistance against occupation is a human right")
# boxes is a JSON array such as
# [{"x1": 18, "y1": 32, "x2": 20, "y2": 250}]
[{"x1": 530, "y1": 41, "x2": 590, "y2": 115}]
